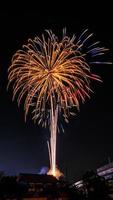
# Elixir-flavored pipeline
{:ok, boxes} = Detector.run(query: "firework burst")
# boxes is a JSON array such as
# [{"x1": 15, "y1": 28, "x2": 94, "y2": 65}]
[{"x1": 8, "y1": 29, "x2": 110, "y2": 178}]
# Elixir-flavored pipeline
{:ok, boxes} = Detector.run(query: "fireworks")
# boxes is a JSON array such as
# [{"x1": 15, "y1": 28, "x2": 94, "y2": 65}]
[{"x1": 8, "y1": 29, "x2": 110, "y2": 178}]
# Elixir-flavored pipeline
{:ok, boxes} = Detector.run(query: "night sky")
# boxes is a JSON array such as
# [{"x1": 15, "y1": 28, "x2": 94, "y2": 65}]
[{"x1": 0, "y1": 3, "x2": 113, "y2": 182}]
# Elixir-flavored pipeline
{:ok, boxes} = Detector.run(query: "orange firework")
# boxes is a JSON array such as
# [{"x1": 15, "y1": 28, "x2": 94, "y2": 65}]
[{"x1": 8, "y1": 29, "x2": 110, "y2": 178}]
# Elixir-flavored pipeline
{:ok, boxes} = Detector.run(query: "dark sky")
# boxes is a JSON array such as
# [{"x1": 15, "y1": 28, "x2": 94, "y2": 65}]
[{"x1": 0, "y1": 2, "x2": 113, "y2": 182}]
